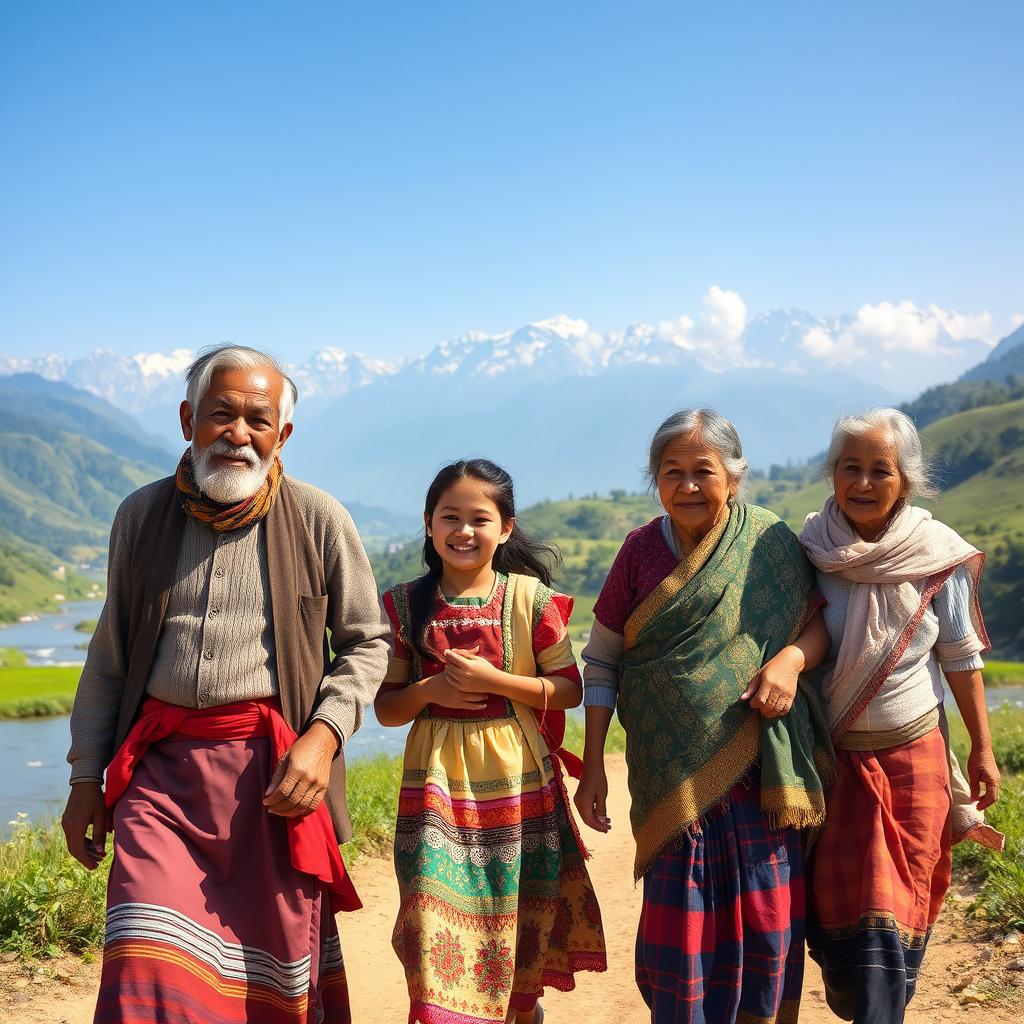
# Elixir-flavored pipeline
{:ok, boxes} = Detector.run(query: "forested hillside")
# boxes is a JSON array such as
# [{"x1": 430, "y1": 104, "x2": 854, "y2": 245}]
[{"x1": 0, "y1": 376, "x2": 173, "y2": 620}]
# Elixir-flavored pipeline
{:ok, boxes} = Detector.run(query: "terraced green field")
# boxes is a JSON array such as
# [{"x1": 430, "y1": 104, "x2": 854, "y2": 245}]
[{"x1": 0, "y1": 666, "x2": 81, "y2": 717}]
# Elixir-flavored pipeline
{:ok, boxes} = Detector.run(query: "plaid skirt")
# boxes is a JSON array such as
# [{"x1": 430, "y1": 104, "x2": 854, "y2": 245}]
[
  {"x1": 636, "y1": 779, "x2": 805, "y2": 1024},
  {"x1": 807, "y1": 726, "x2": 952, "y2": 1024},
  {"x1": 95, "y1": 714, "x2": 349, "y2": 1024}
]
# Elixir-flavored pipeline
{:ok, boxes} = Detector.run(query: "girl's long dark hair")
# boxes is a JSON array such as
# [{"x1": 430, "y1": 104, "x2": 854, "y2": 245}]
[{"x1": 408, "y1": 458, "x2": 560, "y2": 660}]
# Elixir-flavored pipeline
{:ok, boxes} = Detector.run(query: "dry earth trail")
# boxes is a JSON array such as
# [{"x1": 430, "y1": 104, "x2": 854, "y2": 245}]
[{"x1": 3, "y1": 756, "x2": 1019, "y2": 1023}]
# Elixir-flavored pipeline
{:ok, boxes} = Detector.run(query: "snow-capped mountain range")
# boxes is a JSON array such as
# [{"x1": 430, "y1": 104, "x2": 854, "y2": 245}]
[
  {"x1": 5, "y1": 297, "x2": 1005, "y2": 509},
  {"x1": 0, "y1": 346, "x2": 398, "y2": 415},
  {"x1": 2, "y1": 304, "x2": 994, "y2": 416}
]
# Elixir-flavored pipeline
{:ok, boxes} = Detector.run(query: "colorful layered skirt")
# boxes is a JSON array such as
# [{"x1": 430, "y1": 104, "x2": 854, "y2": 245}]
[
  {"x1": 635, "y1": 778, "x2": 805, "y2": 1024},
  {"x1": 392, "y1": 704, "x2": 606, "y2": 1024},
  {"x1": 95, "y1": 698, "x2": 353, "y2": 1024},
  {"x1": 807, "y1": 727, "x2": 952, "y2": 1024}
]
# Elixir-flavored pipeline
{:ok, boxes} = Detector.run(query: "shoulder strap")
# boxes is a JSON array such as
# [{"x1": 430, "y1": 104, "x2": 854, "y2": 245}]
[
  {"x1": 508, "y1": 573, "x2": 539, "y2": 677},
  {"x1": 389, "y1": 581, "x2": 423, "y2": 681}
]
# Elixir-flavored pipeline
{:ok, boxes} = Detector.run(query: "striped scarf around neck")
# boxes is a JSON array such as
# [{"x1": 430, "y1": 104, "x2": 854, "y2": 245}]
[{"x1": 175, "y1": 447, "x2": 282, "y2": 532}]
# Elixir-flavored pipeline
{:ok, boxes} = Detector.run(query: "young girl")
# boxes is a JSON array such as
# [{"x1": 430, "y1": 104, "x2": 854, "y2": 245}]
[{"x1": 376, "y1": 459, "x2": 607, "y2": 1024}]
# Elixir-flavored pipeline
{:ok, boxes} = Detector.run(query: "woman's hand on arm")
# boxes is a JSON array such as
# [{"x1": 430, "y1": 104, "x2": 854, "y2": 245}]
[
  {"x1": 741, "y1": 609, "x2": 829, "y2": 718},
  {"x1": 575, "y1": 706, "x2": 613, "y2": 833},
  {"x1": 946, "y1": 668, "x2": 1000, "y2": 810},
  {"x1": 741, "y1": 646, "x2": 802, "y2": 718}
]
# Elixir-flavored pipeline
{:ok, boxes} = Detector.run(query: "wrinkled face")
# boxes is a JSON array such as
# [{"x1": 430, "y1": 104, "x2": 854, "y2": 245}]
[
  {"x1": 832, "y1": 428, "x2": 908, "y2": 540},
  {"x1": 180, "y1": 366, "x2": 293, "y2": 504},
  {"x1": 655, "y1": 432, "x2": 736, "y2": 538},
  {"x1": 427, "y1": 477, "x2": 514, "y2": 577}
]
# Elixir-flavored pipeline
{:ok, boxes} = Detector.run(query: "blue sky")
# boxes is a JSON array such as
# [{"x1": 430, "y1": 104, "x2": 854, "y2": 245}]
[{"x1": 1, "y1": 1, "x2": 1021, "y2": 362}]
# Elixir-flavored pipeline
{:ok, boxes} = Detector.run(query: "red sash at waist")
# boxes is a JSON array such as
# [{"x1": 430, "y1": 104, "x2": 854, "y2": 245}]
[{"x1": 105, "y1": 696, "x2": 360, "y2": 912}]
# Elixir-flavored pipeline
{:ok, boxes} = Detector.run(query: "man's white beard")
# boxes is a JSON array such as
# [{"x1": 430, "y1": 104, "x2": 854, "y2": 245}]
[{"x1": 192, "y1": 438, "x2": 274, "y2": 504}]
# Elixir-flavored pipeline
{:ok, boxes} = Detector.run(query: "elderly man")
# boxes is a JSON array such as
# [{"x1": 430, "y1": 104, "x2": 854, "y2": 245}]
[{"x1": 63, "y1": 344, "x2": 389, "y2": 1024}]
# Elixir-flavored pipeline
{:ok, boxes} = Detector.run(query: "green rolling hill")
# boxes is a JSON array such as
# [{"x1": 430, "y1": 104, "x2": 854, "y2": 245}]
[{"x1": 0, "y1": 375, "x2": 173, "y2": 620}]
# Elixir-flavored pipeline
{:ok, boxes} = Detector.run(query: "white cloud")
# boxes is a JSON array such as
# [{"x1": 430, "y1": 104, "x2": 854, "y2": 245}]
[
  {"x1": 654, "y1": 286, "x2": 750, "y2": 367},
  {"x1": 702, "y1": 286, "x2": 747, "y2": 346},
  {"x1": 1011, "y1": 313, "x2": 1024, "y2": 330},
  {"x1": 800, "y1": 325, "x2": 864, "y2": 365},
  {"x1": 801, "y1": 300, "x2": 995, "y2": 366}
]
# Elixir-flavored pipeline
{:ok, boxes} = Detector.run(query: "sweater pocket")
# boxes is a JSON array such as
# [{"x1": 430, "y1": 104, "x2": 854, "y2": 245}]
[{"x1": 298, "y1": 593, "x2": 329, "y2": 647}]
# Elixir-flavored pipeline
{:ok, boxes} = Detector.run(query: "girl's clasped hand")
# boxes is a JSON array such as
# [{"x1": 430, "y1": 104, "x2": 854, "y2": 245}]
[{"x1": 429, "y1": 644, "x2": 491, "y2": 709}]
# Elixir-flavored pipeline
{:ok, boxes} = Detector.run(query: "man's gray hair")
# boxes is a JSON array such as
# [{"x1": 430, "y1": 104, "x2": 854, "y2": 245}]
[
  {"x1": 646, "y1": 408, "x2": 749, "y2": 493},
  {"x1": 824, "y1": 407, "x2": 937, "y2": 499},
  {"x1": 184, "y1": 344, "x2": 298, "y2": 426}
]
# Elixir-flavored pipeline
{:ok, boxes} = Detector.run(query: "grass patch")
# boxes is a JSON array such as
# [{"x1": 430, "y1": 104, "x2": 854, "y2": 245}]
[
  {"x1": 74, "y1": 620, "x2": 97, "y2": 634},
  {"x1": 950, "y1": 706, "x2": 1024, "y2": 927},
  {"x1": 344, "y1": 754, "x2": 403, "y2": 861},
  {"x1": 0, "y1": 647, "x2": 27, "y2": 668},
  {"x1": 567, "y1": 594, "x2": 596, "y2": 645},
  {"x1": 563, "y1": 712, "x2": 626, "y2": 755},
  {"x1": 0, "y1": 666, "x2": 81, "y2": 719},
  {"x1": 0, "y1": 816, "x2": 109, "y2": 958},
  {"x1": 985, "y1": 660, "x2": 1024, "y2": 687}
]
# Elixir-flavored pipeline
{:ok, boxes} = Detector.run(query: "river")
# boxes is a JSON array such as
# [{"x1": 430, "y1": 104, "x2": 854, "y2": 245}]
[{"x1": 0, "y1": 598, "x2": 106, "y2": 665}]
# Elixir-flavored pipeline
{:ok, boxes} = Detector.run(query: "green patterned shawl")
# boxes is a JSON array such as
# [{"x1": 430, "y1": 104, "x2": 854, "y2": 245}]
[{"x1": 618, "y1": 502, "x2": 834, "y2": 878}]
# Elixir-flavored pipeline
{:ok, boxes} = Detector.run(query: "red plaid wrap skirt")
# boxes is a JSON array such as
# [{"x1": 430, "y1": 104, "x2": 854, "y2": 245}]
[{"x1": 808, "y1": 726, "x2": 952, "y2": 1024}]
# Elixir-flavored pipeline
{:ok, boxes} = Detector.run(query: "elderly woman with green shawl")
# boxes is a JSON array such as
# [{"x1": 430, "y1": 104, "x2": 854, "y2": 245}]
[{"x1": 575, "y1": 408, "x2": 834, "y2": 1024}]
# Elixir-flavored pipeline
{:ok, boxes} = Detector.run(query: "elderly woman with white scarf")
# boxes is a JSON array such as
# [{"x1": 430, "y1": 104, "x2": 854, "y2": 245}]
[{"x1": 800, "y1": 407, "x2": 1002, "y2": 1024}]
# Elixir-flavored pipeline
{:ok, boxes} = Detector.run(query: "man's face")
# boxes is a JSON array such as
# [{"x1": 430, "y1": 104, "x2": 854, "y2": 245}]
[{"x1": 179, "y1": 366, "x2": 294, "y2": 503}]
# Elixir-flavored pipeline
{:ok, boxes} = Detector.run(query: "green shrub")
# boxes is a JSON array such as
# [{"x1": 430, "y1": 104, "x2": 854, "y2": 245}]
[
  {"x1": 975, "y1": 856, "x2": 1024, "y2": 929},
  {"x1": 0, "y1": 816, "x2": 109, "y2": 957},
  {"x1": 345, "y1": 754, "x2": 403, "y2": 860},
  {"x1": 0, "y1": 694, "x2": 75, "y2": 718}
]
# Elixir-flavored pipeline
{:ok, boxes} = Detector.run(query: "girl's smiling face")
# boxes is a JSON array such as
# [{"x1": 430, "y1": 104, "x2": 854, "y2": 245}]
[
  {"x1": 427, "y1": 477, "x2": 514, "y2": 578},
  {"x1": 833, "y1": 428, "x2": 909, "y2": 540}
]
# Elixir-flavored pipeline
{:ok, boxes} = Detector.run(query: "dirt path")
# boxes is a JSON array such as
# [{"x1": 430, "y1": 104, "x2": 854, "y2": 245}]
[{"x1": 3, "y1": 755, "x2": 1021, "y2": 1022}]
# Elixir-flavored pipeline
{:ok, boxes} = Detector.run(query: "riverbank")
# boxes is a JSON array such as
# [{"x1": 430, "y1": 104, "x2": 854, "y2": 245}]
[{"x1": 3, "y1": 755, "x2": 1023, "y2": 1022}]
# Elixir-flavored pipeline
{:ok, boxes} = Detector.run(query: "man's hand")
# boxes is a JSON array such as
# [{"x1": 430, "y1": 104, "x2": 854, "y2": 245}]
[
  {"x1": 263, "y1": 722, "x2": 338, "y2": 819},
  {"x1": 62, "y1": 782, "x2": 112, "y2": 870}
]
